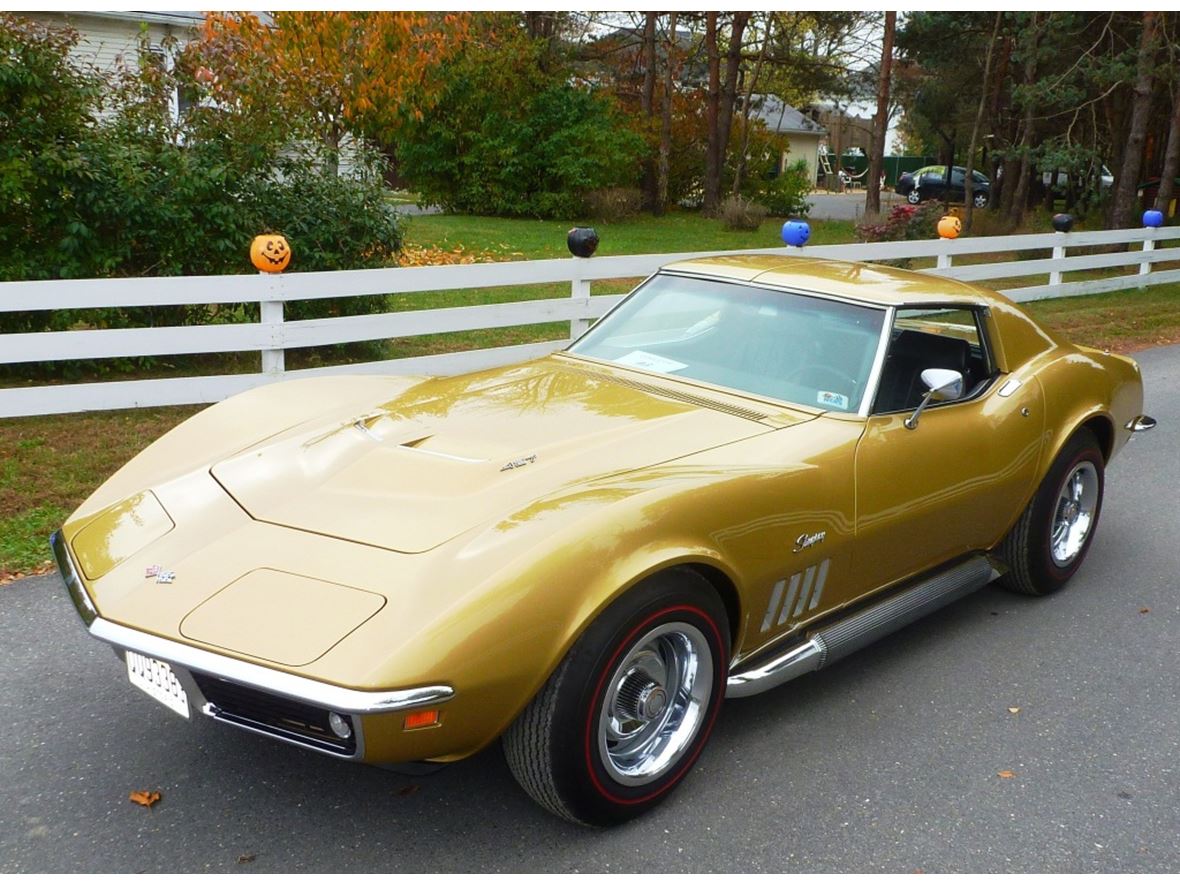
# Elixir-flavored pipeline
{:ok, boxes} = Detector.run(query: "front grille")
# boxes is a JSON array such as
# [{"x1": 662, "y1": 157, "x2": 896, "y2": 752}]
[{"x1": 191, "y1": 672, "x2": 357, "y2": 756}]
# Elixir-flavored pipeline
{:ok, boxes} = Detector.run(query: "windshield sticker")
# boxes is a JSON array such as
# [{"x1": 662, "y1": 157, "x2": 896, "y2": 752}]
[
  {"x1": 616, "y1": 351, "x2": 688, "y2": 373},
  {"x1": 817, "y1": 390, "x2": 850, "y2": 410}
]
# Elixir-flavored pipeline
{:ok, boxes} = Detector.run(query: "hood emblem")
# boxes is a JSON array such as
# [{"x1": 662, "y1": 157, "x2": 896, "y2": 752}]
[
  {"x1": 793, "y1": 531, "x2": 826, "y2": 553},
  {"x1": 500, "y1": 454, "x2": 537, "y2": 472},
  {"x1": 145, "y1": 565, "x2": 176, "y2": 584}
]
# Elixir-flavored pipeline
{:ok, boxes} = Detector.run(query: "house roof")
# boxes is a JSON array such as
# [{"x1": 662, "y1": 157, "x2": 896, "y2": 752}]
[
  {"x1": 86, "y1": 11, "x2": 205, "y2": 27},
  {"x1": 749, "y1": 95, "x2": 826, "y2": 136}
]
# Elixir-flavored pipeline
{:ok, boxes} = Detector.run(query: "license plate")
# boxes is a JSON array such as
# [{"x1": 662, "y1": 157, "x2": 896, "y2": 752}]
[{"x1": 126, "y1": 651, "x2": 190, "y2": 719}]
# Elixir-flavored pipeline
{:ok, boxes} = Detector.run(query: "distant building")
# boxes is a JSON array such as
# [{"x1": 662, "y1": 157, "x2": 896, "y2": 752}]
[
  {"x1": 746, "y1": 94, "x2": 827, "y2": 186},
  {"x1": 814, "y1": 105, "x2": 875, "y2": 158}
]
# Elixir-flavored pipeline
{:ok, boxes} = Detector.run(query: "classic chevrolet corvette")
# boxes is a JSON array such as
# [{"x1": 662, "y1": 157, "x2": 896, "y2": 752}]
[{"x1": 54, "y1": 255, "x2": 1155, "y2": 825}]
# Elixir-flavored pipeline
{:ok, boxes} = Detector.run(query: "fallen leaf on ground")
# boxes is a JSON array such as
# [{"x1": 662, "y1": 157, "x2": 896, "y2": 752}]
[
  {"x1": 1139, "y1": 608, "x2": 1150, "y2": 614},
  {"x1": 129, "y1": 790, "x2": 161, "y2": 808},
  {"x1": 1008, "y1": 706, "x2": 1021, "y2": 714},
  {"x1": 997, "y1": 770, "x2": 1017, "y2": 779},
  {"x1": 237, "y1": 854, "x2": 256, "y2": 864},
  {"x1": 397, "y1": 784, "x2": 421, "y2": 797}
]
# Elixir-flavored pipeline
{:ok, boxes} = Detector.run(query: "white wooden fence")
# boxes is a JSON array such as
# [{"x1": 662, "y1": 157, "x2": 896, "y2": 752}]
[{"x1": 1, "y1": 224, "x2": 1177, "y2": 418}]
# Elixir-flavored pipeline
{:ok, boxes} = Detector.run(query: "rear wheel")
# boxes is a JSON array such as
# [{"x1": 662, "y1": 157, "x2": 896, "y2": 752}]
[
  {"x1": 999, "y1": 428, "x2": 1104, "y2": 596},
  {"x1": 503, "y1": 569, "x2": 729, "y2": 826},
  {"x1": 973, "y1": 191, "x2": 989, "y2": 208},
  {"x1": 907, "y1": 189, "x2": 922, "y2": 204}
]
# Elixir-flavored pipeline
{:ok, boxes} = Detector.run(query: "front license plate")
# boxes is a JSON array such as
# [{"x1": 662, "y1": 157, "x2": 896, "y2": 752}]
[{"x1": 126, "y1": 651, "x2": 190, "y2": 719}]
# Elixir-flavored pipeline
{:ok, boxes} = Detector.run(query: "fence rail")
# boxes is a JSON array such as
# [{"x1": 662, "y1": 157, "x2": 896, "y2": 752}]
[{"x1": 2, "y1": 224, "x2": 1177, "y2": 418}]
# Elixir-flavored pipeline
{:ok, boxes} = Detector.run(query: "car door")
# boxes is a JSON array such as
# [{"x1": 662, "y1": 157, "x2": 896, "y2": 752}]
[
  {"x1": 948, "y1": 168, "x2": 967, "y2": 203},
  {"x1": 851, "y1": 305, "x2": 1044, "y2": 595}
]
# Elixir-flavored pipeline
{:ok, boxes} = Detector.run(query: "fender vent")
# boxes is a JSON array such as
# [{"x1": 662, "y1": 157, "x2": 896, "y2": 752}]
[{"x1": 562, "y1": 367, "x2": 770, "y2": 423}]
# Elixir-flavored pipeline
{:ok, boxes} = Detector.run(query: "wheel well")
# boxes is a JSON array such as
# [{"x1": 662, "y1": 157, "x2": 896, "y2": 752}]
[
  {"x1": 679, "y1": 563, "x2": 742, "y2": 647},
  {"x1": 1080, "y1": 415, "x2": 1113, "y2": 463}
]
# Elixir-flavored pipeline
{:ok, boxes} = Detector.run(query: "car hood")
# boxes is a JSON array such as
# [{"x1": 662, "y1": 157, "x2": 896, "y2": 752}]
[{"x1": 210, "y1": 359, "x2": 795, "y2": 553}]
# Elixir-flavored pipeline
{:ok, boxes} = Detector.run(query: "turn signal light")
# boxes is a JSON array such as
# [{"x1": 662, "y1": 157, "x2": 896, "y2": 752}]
[{"x1": 404, "y1": 709, "x2": 440, "y2": 730}]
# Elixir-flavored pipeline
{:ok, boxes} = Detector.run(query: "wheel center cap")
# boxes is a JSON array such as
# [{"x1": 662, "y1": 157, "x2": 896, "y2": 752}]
[
  {"x1": 637, "y1": 685, "x2": 667, "y2": 720},
  {"x1": 1062, "y1": 501, "x2": 1079, "y2": 523}
]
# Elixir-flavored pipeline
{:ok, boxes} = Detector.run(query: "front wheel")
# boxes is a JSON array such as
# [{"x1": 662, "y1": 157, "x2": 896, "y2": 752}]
[
  {"x1": 907, "y1": 189, "x2": 922, "y2": 204},
  {"x1": 999, "y1": 428, "x2": 1104, "y2": 596},
  {"x1": 973, "y1": 191, "x2": 989, "y2": 208},
  {"x1": 503, "y1": 569, "x2": 729, "y2": 826}
]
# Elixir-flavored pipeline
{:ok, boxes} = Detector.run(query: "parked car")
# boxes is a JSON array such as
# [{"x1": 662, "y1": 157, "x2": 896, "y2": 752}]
[
  {"x1": 54, "y1": 255, "x2": 1154, "y2": 826},
  {"x1": 896, "y1": 165, "x2": 991, "y2": 207}
]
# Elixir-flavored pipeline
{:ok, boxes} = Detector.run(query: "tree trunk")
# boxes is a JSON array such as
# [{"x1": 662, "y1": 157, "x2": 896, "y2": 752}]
[
  {"x1": 640, "y1": 12, "x2": 658, "y2": 210},
  {"x1": 865, "y1": 11, "x2": 896, "y2": 217},
  {"x1": 703, "y1": 13, "x2": 721, "y2": 214},
  {"x1": 656, "y1": 12, "x2": 678, "y2": 216},
  {"x1": 1007, "y1": 13, "x2": 1040, "y2": 224},
  {"x1": 715, "y1": 12, "x2": 750, "y2": 203},
  {"x1": 1112, "y1": 11, "x2": 1160, "y2": 229},
  {"x1": 732, "y1": 15, "x2": 771, "y2": 196},
  {"x1": 1153, "y1": 80, "x2": 1180, "y2": 219},
  {"x1": 963, "y1": 11, "x2": 1002, "y2": 229}
]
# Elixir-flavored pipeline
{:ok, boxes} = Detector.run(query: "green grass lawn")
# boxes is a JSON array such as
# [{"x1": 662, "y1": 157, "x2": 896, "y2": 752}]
[
  {"x1": 402, "y1": 209, "x2": 858, "y2": 258},
  {"x1": 3, "y1": 208, "x2": 1179, "y2": 579}
]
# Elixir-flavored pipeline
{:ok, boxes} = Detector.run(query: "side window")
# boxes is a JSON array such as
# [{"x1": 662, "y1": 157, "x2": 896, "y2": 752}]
[{"x1": 872, "y1": 307, "x2": 995, "y2": 414}]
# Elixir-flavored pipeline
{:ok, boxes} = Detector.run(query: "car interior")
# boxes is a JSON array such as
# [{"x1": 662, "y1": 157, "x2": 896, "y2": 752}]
[{"x1": 872, "y1": 312, "x2": 995, "y2": 413}]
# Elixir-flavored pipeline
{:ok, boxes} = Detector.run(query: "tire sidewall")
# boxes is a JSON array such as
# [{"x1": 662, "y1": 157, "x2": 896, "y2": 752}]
[
  {"x1": 1030, "y1": 434, "x2": 1105, "y2": 591},
  {"x1": 551, "y1": 572, "x2": 729, "y2": 825}
]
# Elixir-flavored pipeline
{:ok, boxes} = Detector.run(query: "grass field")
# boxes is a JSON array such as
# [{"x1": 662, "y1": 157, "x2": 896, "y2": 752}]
[{"x1": 3, "y1": 208, "x2": 1179, "y2": 579}]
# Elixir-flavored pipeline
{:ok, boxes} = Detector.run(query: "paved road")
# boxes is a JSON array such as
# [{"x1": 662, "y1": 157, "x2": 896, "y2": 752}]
[
  {"x1": 808, "y1": 190, "x2": 904, "y2": 222},
  {"x1": 2, "y1": 345, "x2": 1177, "y2": 873}
]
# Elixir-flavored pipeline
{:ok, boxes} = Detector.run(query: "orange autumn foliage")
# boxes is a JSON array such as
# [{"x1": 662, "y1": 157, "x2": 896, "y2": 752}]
[{"x1": 196, "y1": 12, "x2": 469, "y2": 148}]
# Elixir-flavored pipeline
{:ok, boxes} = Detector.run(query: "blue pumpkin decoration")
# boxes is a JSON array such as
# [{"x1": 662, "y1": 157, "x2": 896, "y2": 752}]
[
  {"x1": 1143, "y1": 209, "x2": 1164, "y2": 228},
  {"x1": 567, "y1": 227, "x2": 599, "y2": 258},
  {"x1": 1051, "y1": 213, "x2": 1074, "y2": 233},
  {"x1": 782, "y1": 219, "x2": 810, "y2": 247}
]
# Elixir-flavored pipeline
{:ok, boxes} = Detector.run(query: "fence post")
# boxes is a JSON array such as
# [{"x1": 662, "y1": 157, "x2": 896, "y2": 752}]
[
  {"x1": 1139, "y1": 236, "x2": 1155, "y2": 283},
  {"x1": 1049, "y1": 234, "x2": 1066, "y2": 289},
  {"x1": 935, "y1": 241, "x2": 952, "y2": 271},
  {"x1": 570, "y1": 259, "x2": 592, "y2": 340},
  {"x1": 260, "y1": 273, "x2": 286, "y2": 376}
]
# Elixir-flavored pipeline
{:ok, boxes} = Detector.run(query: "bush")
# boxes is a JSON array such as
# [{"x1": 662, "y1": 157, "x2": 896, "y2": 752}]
[
  {"x1": 584, "y1": 187, "x2": 643, "y2": 222},
  {"x1": 720, "y1": 195, "x2": 768, "y2": 231},
  {"x1": 0, "y1": 17, "x2": 401, "y2": 355},
  {"x1": 856, "y1": 202, "x2": 945, "y2": 243},
  {"x1": 754, "y1": 159, "x2": 813, "y2": 217}
]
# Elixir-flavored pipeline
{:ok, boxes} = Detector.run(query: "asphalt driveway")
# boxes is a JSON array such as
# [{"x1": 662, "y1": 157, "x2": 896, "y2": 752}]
[{"x1": 2, "y1": 343, "x2": 1177, "y2": 873}]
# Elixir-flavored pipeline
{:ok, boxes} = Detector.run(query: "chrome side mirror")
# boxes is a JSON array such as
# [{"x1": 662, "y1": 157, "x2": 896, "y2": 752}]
[{"x1": 904, "y1": 368, "x2": 964, "y2": 430}]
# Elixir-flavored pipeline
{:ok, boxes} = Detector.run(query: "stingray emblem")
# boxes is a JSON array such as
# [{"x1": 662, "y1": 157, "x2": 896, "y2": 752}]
[
  {"x1": 500, "y1": 454, "x2": 537, "y2": 472},
  {"x1": 793, "y1": 531, "x2": 826, "y2": 553},
  {"x1": 144, "y1": 565, "x2": 176, "y2": 584}
]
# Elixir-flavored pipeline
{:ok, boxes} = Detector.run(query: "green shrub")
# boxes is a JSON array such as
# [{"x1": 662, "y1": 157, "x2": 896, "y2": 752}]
[
  {"x1": 754, "y1": 160, "x2": 813, "y2": 217},
  {"x1": 399, "y1": 61, "x2": 646, "y2": 219},
  {"x1": 0, "y1": 16, "x2": 401, "y2": 371}
]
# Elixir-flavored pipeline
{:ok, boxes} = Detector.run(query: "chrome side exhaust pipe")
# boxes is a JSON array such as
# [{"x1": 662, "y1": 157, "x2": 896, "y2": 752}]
[{"x1": 727, "y1": 556, "x2": 996, "y2": 698}]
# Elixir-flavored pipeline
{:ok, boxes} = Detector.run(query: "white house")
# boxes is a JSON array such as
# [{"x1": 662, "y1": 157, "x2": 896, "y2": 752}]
[
  {"x1": 747, "y1": 94, "x2": 827, "y2": 187},
  {"x1": 24, "y1": 11, "x2": 204, "y2": 120}
]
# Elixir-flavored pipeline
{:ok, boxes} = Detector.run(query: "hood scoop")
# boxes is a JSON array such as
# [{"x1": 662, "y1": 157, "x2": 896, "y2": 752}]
[{"x1": 211, "y1": 362, "x2": 783, "y2": 554}]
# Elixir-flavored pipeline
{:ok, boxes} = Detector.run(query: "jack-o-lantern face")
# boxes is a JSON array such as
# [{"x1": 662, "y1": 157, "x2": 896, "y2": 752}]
[
  {"x1": 937, "y1": 215, "x2": 962, "y2": 239},
  {"x1": 250, "y1": 234, "x2": 291, "y2": 273}
]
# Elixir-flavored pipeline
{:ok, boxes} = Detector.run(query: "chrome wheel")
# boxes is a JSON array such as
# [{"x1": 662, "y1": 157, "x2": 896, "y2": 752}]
[
  {"x1": 1050, "y1": 461, "x2": 1100, "y2": 567},
  {"x1": 597, "y1": 622, "x2": 713, "y2": 787}
]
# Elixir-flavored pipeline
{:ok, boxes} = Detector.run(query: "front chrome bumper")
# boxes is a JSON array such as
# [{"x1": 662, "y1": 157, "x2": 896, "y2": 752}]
[{"x1": 50, "y1": 529, "x2": 453, "y2": 759}]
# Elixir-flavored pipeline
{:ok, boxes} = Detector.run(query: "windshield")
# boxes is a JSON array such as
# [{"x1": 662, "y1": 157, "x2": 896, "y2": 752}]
[{"x1": 568, "y1": 273, "x2": 887, "y2": 413}]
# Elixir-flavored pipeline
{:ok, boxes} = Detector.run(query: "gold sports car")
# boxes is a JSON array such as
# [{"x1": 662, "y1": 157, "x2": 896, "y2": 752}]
[{"x1": 54, "y1": 255, "x2": 1156, "y2": 826}]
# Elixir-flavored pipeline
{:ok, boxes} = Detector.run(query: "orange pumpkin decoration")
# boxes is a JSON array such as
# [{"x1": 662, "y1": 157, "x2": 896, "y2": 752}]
[
  {"x1": 250, "y1": 234, "x2": 291, "y2": 273},
  {"x1": 937, "y1": 215, "x2": 962, "y2": 239}
]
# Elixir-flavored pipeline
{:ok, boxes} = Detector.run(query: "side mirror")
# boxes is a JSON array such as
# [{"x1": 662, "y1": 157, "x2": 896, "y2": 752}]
[{"x1": 904, "y1": 368, "x2": 964, "y2": 430}]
